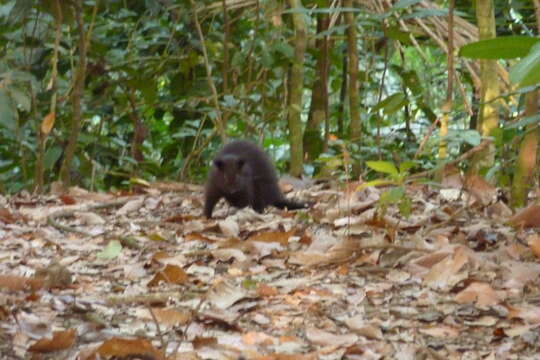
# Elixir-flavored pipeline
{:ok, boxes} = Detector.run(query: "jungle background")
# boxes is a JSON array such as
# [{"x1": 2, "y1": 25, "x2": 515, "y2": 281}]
[{"x1": 0, "y1": 0, "x2": 538, "y2": 205}]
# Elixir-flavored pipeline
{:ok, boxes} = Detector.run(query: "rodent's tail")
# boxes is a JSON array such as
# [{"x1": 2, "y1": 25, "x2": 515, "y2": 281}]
[{"x1": 273, "y1": 198, "x2": 307, "y2": 210}]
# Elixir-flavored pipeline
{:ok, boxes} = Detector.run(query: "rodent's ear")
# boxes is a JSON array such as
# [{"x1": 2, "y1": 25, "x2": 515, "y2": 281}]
[{"x1": 214, "y1": 159, "x2": 224, "y2": 170}]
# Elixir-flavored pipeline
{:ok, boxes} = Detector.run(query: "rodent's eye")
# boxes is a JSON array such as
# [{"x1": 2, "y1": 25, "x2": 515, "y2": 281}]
[
  {"x1": 214, "y1": 159, "x2": 224, "y2": 170},
  {"x1": 237, "y1": 159, "x2": 245, "y2": 169}
]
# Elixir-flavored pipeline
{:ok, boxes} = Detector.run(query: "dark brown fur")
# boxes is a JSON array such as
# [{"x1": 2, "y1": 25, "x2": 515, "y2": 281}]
[{"x1": 204, "y1": 140, "x2": 306, "y2": 218}]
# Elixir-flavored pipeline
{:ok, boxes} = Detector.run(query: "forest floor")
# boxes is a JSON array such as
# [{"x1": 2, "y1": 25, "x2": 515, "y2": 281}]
[{"x1": 1, "y1": 177, "x2": 540, "y2": 360}]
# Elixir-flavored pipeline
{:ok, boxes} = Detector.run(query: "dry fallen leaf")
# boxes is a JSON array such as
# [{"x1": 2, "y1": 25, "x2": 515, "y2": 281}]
[
  {"x1": 526, "y1": 233, "x2": 540, "y2": 258},
  {"x1": 509, "y1": 204, "x2": 540, "y2": 228},
  {"x1": 90, "y1": 337, "x2": 165, "y2": 360},
  {"x1": 147, "y1": 264, "x2": 188, "y2": 287},
  {"x1": 455, "y1": 282, "x2": 502, "y2": 308},
  {"x1": 28, "y1": 329, "x2": 76, "y2": 353}
]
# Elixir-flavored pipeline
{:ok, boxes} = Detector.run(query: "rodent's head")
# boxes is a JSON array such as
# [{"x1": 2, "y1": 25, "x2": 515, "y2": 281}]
[{"x1": 214, "y1": 154, "x2": 246, "y2": 193}]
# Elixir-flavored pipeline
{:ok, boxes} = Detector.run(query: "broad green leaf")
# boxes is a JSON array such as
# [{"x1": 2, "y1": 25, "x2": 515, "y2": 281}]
[
  {"x1": 459, "y1": 36, "x2": 540, "y2": 59},
  {"x1": 401, "y1": 9, "x2": 447, "y2": 20},
  {"x1": 399, "y1": 161, "x2": 415, "y2": 173},
  {"x1": 223, "y1": 95, "x2": 238, "y2": 107},
  {"x1": 372, "y1": 93, "x2": 407, "y2": 115},
  {"x1": 380, "y1": 187, "x2": 405, "y2": 204},
  {"x1": 460, "y1": 130, "x2": 482, "y2": 146},
  {"x1": 398, "y1": 196, "x2": 412, "y2": 217},
  {"x1": 44, "y1": 146, "x2": 63, "y2": 170},
  {"x1": 283, "y1": 7, "x2": 360, "y2": 15},
  {"x1": 9, "y1": 87, "x2": 31, "y2": 112},
  {"x1": 96, "y1": 240, "x2": 122, "y2": 260},
  {"x1": 510, "y1": 42, "x2": 540, "y2": 88},
  {"x1": 314, "y1": 25, "x2": 348, "y2": 38},
  {"x1": 384, "y1": 26, "x2": 412, "y2": 44},
  {"x1": 504, "y1": 113, "x2": 540, "y2": 129},
  {"x1": 357, "y1": 179, "x2": 395, "y2": 190},
  {"x1": 366, "y1": 161, "x2": 399, "y2": 176},
  {"x1": 392, "y1": 0, "x2": 422, "y2": 10},
  {"x1": 0, "y1": 90, "x2": 16, "y2": 132}
]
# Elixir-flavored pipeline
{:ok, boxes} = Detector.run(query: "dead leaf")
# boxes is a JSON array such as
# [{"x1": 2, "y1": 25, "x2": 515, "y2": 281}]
[
  {"x1": 91, "y1": 337, "x2": 165, "y2": 360},
  {"x1": 526, "y1": 233, "x2": 540, "y2": 258},
  {"x1": 419, "y1": 325, "x2": 459, "y2": 338},
  {"x1": 41, "y1": 112, "x2": 55, "y2": 135},
  {"x1": 423, "y1": 246, "x2": 469, "y2": 289},
  {"x1": 28, "y1": 329, "x2": 76, "y2": 352},
  {"x1": 0, "y1": 275, "x2": 43, "y2": 292},
  {"x1": 0, "y1": 207, "x2": 18, "y2": 223},
  {"x1": 464, "y1": 174, "x2": 497, "y2": 206},
  {"x1": 509, "y1": 204, "x2": 540, "y2": 228},
  {"x1": 455, "y1": 282, "x2": 501, "y2": 308},
  {"x1": 257, "y1": 283, "x2": 279, "y2": 297},
  {"x1": 149, "y1": 308, "x2": 191, "y2": 327},
  {"x1": 117, "y1": 196, "x2": 145, "y2": 215},
  {"x1": 507, "y1": 305, "x2": 540, "y2": 324},
  {"x1": 192, "y1": 336, "x2": 218, "y2": 349},
  {"x1": 207, "y1": 280, "x2": 248, "y2": 309},
  {"x1": 147, "y1": 264, "x2": 188, "y2": 287},
  {"x1": 247, "y1": 230, "x2": 295, "y2": 246},
  {"x1": 305, "y1": 327, "x2": 358, "y2": 347},
  {"x1": 219, "y1": 218, "x2": 240, "y2": 237}
]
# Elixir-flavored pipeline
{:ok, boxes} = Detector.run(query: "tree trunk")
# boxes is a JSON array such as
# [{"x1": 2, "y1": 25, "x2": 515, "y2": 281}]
[
  {"x1": 286, "y1": 0, "x2": 306, "y2": 177},
  {"x1": 470, "y1": 0, "x2": 500, "y2": 173},
  {"x1": 511, "y1": 92, "x2": 539, "y2": 207},
  {"x1": 438, "y1": 0, "x2": 454, "y2": 161},
  {"x1": 337, "y1": 50, "x2": 348, "y2": 137},
  {"x1": 303, "y1": 4, "x2": 329, "y2": 161},
  {"x1": 511, "y1": 0, "x2": 540, "y2": 207},
  {"x1": 59, "y1": 0, "x2": 87, "y2": 187},
  {"x1": 344, "y1": 0, "x2": 361, "y2": 175}
]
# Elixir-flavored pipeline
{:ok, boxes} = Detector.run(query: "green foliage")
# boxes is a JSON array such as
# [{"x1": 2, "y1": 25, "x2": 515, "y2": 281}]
[
  {"x1": 0, "y1": 0, "x2": 536, "y2": 194},
  {"x1": 361, "y1": 160, "x2": 415, "y2": 218},
  {"x1": 459, "y1": 36, "x2": 540, "y2": 59},
  {"x1": 510, "y1": 42, "x2": 540, "y2": 88}
]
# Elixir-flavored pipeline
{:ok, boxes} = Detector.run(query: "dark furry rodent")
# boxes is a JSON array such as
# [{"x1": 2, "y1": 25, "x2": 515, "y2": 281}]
[{"x1": 204, "y1": 140, "x2": 306, "y2": 218}]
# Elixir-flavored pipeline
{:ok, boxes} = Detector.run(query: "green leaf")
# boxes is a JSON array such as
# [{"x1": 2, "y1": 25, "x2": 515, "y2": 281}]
[
  {"x1": 384, "y1": 26, "x2": 412, "y2": 44},
  {"x1": 380, "y1": 187, "x2": 405, "y2": 204},
  {"x1": 273, "y1": 43, "x2": 294, "y2": 59},
  {"x1": 398, "y1": 196, "x2": 412, "y2": 217},
  {"x1": 505, "y1": 113, "x2": 540, "y2": 129},
  {"x1": 460, "y1": 130, "x2": 481, "y2": 146},
  {"x1": 0, "y1": 89, "x2": 16, "y2": 132},
  {"x1": 44, "y1": 146, "x2": 63, "y2": 170},
  {"x1": 510, "y1": 42, "x2": 540, "y2": 88},
  {"x1": 372, "y1": 93, "x2": 407, "y2": 115},
  {"x1": 399, "y1": 161, "x2": 415, "y2": 173},
  {"x1": 366, "y1": 161, "x2": 399, "y2": 176},
  {"x1": 357, "y1": 179, "x2": 395, "y2": 190},
  {"x1": 392, "y1": 0, "x2": 422, "y2": 10},
  {"x1": 314, "y1": 25, "x2": 349, "y2": 38},
  {"x1": 9, "y1": 87, "x2": 31, "y2": 112},
  {"x1": 401, "y1": 9, "x2": 447, "y2": 20},
  {"x1": 96, "y1": 240, "x2": 122, "y2": 260},
  {"x1": 459, "y1": 36, "x2": 540, "y2": 59}
]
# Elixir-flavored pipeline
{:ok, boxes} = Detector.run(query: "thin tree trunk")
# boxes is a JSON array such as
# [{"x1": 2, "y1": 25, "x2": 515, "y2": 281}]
[
  {"x1": 470, "y1": 0, "x2": 499, "y2": 173},
  {"x1": 303, "y1": 3, "x2": 329, "y2": 160},
  {"x1": 344, "y1": 0, "x2": 361, "y2": 173},
  {"x1": 59, "y1": 0, "x2": 87, "y2": 186},
  {"x1": 511, "y1": 92, "x2": 539, "y2": 207},
  {"x1": 337, "y1": 50, "x2": 347, "y2": 137},
  {"x1": 438, "y1": 0, "x2": 455, "y2": 161},
  {"x1": 511, "y1": 0, "x2": 540, "y2": 207},
  {"x1": 286, "y1": 0, "x2": 306, "y2": 177},
  {"x1": 36, "y1": 0, "x2": 62, "y2": 193}
]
